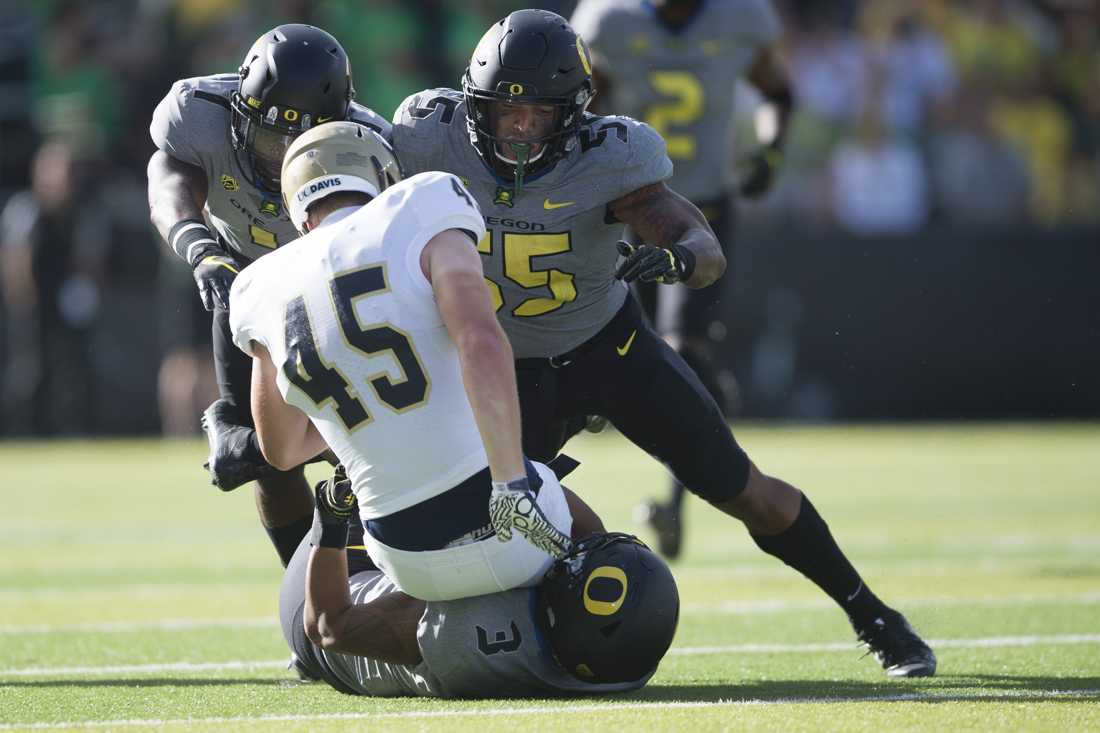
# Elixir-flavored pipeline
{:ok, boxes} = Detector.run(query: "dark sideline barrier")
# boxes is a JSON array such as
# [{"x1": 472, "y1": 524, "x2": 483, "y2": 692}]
[{"x1": 718, "y1": 224, "x2": 1100, "y2": 419}]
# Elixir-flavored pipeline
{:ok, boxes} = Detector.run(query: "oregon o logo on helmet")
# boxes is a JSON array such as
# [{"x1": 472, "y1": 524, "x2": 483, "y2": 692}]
[
  {"x1": 582, "y1": 566, "x2": 628, "y2": 616},
  {"x1": 284, "y1": 108, "x2": 299, "y2": 122},
  {"x1": 509, "y1": 83, "x2": 524, "y2": 95}
]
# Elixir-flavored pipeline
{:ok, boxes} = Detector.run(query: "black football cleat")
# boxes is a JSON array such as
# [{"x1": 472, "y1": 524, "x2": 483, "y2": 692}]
[
  {"x1": 200, "y1": 398, "x2": 276, "y2": 492},
  {"x1": 635, "y1": 498, "x2": 683, "y2": 560},
  {"x1": 853, "y1": 608, "x2": 937, "y2": 678}
]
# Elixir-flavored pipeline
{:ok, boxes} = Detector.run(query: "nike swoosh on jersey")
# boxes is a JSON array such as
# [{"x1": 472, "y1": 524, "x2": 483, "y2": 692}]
[
  {"x1": 543, "y1": 198, "x2": 576, "y2": 210},
  {"x1": 616, "y1": 330, "x2": 637, "y2": 356}
]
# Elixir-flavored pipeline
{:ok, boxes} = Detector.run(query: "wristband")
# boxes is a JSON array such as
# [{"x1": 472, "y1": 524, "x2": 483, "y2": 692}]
[
  {"x1": 670, "y1": 244, "x2": 696, "y2": 282},
  {"x1": 491, "y1": 476, "x2": 531, "y2": 493},
  {"x1": 309, "y1": 508, "x2": 350, "y2": 549},
  {"x1": 168, "y1": 218, "x2": 220, "y2": 267}
]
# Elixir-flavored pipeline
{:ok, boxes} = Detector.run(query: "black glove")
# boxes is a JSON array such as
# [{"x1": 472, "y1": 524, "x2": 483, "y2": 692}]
[
  {"x1": 739, "y1": 147, "x2": 783, "y2": 198},
  {"x1": 615, "y1": 241, "x2": 694, "y2": 284},
  {"x1": 168, "y1": 218, "x2": 238, "y2": 311},
  {"x1": 192, "y1": 254, "x2": 240, "y2": 311},
  {"x1": 201, "y1": 398, "x2": 276, "y2": 491},
  {"x1": 310, "y1": 465, "x2": 357, "y2": 549}
]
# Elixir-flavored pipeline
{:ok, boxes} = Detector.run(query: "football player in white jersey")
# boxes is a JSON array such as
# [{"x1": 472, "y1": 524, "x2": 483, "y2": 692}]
[
  {"x1": 148, "y1": 25, "x2": 391, "y2": 569},
  {"x1": 228, "y1": 122, "x2": 573, "y2": 601}
]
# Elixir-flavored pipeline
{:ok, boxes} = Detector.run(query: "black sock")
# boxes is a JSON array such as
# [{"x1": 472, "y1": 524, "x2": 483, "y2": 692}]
[
  {"x1": 266, "y1": 514, "x2": 314, "y2": 568},
  {"x1": 751, "y1": 495, "x2": 884, "y2": 625}
]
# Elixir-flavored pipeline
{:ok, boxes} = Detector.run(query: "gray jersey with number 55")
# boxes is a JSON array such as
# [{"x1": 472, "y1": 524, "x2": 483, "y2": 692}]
[
  {"x1": 391, "y1": 88, "x2": 672, "y2": 358},
  {"x1": 150, "y1": 74, "x2": 391, "y2": 262}
]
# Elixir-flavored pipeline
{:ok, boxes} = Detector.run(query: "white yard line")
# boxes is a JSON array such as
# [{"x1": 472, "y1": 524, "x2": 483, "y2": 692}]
[
  {"x1": 0, "y1": 689, "x2": 1096, "y2": 730},
  {"x1": 4, "y1": 591, "x2": 1100, "y2": 635},
  {"x1": 684, "y1": 591, "x2": 1100, "y2": 614},
  {"x1": 3, "y1": 633, "x2": 1099, "y2": 678},
  {"x1": 0, "y1": 618, "x2": 277, "y2": 634},
  {"x1": 671, "y1": 633, "x2": 1100, "y2": 655}
]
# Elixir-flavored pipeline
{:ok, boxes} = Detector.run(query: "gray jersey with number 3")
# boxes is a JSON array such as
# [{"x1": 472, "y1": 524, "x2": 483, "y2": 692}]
[
  {"x1": 571, "y1": 0, "x2": 780, "y2": 202},
  {"x1": 150, "y1": 74, "x2": 391, "y2": 262},
  {"x1": 321, "y1": 569, "x2": 648, "y2": 698},
  {"x1": 391, "y1": 88, "x2": 672, "y2": 358}
]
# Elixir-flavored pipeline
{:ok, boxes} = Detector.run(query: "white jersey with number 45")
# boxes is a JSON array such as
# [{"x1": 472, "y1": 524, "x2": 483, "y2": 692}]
[{"x1": 229, "y1": 171, "x2": 489, "y2": 519}]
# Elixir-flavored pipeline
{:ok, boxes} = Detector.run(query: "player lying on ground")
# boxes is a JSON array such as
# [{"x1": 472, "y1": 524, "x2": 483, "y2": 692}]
[{"x1": 281, "y1": 468, "x2": 679, "y2": 697}]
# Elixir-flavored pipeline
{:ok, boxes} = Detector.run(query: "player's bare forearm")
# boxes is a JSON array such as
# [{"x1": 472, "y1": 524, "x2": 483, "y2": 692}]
[
  {"x1": 609, "y1": 182, "x2": 725, "y2": 288},
  {"x1": 427, "y1": 231, "x2": 526, "y2": 482},
  {"x1": 250, "y1": 345, "x2": 327, "y2": 470},
  {"x1": 452, "y1": 304, "x2": 526, "y2": 482},
  {"x1": 146, "y1": 150, "x2": 209, "y2": 247},
  {"x1": 304, "y1": 546, "x2": 425, "y2": 665}
]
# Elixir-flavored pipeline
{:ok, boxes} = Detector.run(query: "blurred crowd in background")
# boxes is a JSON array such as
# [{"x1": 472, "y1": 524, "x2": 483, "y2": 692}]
[{"x1": 0, "y1": 0, "x2": 1097, "y2": 437}]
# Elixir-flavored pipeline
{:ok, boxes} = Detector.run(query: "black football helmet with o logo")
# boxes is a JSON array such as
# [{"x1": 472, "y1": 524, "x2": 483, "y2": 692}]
[
  {"x1": 230, "y1": 24, "x2": 354, "y2": 192},
  {"x1": 461, "y1": 10, "x2": 595, "y2": 188},
  {"x1": 537, "y1": 533, "x2": 679, "y2": 684}
]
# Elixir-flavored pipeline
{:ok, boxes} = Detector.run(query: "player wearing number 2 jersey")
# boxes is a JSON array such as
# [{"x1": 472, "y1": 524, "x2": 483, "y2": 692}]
[
  {"x1": 391, "y1": 9, "x2": 936, "y2": 678},
  {"x1": 147, "y1": 25, "x2": 390, "y2": 568},
  {"x1": 229, "y1": 122, "x2": 572, "y2": 602},
  {"x1": 571, "y1": 0, "x2": 795, "y2": 558}
]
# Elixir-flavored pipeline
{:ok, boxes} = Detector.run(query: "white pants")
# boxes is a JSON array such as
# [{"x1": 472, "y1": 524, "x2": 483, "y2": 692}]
[{"x1": 361, "y1": 461, "x2": 572, "y2": 601}]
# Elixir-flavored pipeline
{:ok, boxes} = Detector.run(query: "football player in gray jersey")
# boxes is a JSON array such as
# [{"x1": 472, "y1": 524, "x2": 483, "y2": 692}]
[
  {"x1": 280, "y1": 468, "x2": 680, "y2": 697},
  {"x1": 571, "y1": 0, "x2": 795, "y2": 558},
  {"x1": 391, "y1": 10, "x2": 936, "y2": 679},
  {"x1": 147, "y1": 24, "x2": 390, "y2": 567}
]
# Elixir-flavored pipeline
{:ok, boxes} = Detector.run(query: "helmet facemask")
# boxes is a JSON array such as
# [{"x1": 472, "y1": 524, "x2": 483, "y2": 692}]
[
  {"x1": 463, "y1": 76, "x2": 591, "y2": 194},
  {"x1": 230, "y1": 102, "x2": 303, "y2": 192}
]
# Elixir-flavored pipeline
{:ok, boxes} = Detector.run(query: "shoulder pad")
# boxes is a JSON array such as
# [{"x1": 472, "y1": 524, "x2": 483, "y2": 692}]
[
  {"x1": 150, "y1": 75, "x2": 234, "y2": 164},
  {"x1": 573, "y1": 114, "x2": 671, "y2": 199},
  {"x1": 394, "y1": 88, "x2": 465, "y2": 132},
  {"x1": 348, "y1": 102, "x2": 392, "y2": 138}
]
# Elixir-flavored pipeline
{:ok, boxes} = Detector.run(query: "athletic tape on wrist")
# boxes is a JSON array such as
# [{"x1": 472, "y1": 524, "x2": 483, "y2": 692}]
[{"x1": 168, "y1": 218, "x2": 220, "y2": 267}]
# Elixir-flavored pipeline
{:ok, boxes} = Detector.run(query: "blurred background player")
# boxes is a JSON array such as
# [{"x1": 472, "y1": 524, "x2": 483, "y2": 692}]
[
  {"x1": 392, "y1": 9, "x2": 935, "y2": 678},
  {"x1": 284, "y1": 464, "x2": 679, "y2": 697},
  {"x1": 571, "y1": 0, "x2": 794, "y2": 559},
  {"x1": 0, "y1": 139, "x2": 107, "y2": 435},
  {"x1": 231, "y1": 123, "x2": 572, "y2": 601},
  {"x1": 147, "y1": 24, "x2": 390, "y2": 568}
]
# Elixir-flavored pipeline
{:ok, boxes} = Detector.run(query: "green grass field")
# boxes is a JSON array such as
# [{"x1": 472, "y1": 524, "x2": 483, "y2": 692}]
[{"x1": 2, "y1": 423, "x2": 1099, "y2": 731}]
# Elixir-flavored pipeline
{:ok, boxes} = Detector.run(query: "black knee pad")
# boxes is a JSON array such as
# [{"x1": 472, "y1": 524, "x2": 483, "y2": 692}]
[{"x1": 674, "y1": 421, "x2": 750, "y2": 505}]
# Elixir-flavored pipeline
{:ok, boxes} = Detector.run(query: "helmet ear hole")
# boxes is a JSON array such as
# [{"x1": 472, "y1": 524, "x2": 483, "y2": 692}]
[{"x1": 600, "y1": 621, "x2": 621, "y2": 638}]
